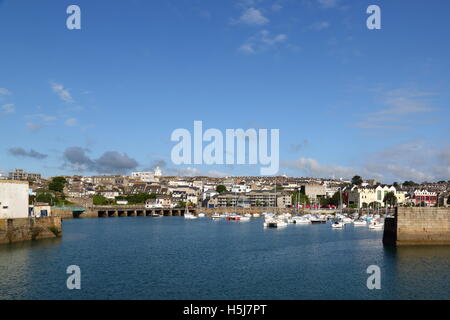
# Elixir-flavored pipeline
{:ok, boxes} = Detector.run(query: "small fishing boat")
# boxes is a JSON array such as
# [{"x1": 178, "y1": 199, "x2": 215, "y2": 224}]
[{"x1": 211, "y1": 213, "x2": 221, "y2": 220}]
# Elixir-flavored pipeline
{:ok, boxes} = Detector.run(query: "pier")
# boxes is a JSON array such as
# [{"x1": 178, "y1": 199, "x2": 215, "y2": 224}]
[{"x1": 383, "y1": 207, "x2": 450, "y2": 246}]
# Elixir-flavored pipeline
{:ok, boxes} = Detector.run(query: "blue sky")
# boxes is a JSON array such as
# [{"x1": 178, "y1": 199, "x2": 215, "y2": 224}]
[{"x1": 1, "y1": 0, "x2": 449, "y2": 182}]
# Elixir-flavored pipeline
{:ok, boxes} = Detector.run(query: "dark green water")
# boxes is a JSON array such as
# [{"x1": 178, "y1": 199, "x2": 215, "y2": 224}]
[{"x1": 0, "y1": 217, "x2": 449, "y2": 300}]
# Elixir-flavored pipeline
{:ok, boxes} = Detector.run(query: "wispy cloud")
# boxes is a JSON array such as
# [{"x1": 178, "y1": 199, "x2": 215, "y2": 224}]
[
  {"x1": 356, "y1": 88, "x2": 441, "y2": 131},
  {"x1": 232, "y1": 7, "x2": 269, "y2": 26},
  {"x1": 51, "y1": 82, "x2": 74, "y2": 103},
  {"x1": 282, "y1": 157, "x2": 362, "y2": 180},
  {"x1": 24, "y1": 113, "x2": 57, "y2": 131},
  {"x1": 239, "y1": 29, "x2": 287, "y2": 54},
  {"x1": 317, "y1": 0, "x2": 339, "y2": 9},
  {"x1": 65, "y1": 117, "x2": 78, "y2": 127},
  {"x1": 1, "y1": 104, "x2": 15, "y2": 114},
  {"x1": 307, "y1": 21, "x2": 330, "y2": 31},
  {"x1": 0, "y1": 88, "x2": 11, "y2": 96},
  {"x1": 282, "y1": 140, "x2": 450, "y2": 183}
]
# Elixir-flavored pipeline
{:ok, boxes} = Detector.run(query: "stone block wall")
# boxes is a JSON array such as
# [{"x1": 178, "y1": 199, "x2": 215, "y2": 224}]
[
  {"x1": 0, "y1": 217, "x2": 62, "y2": 245},
  {"x1": 394, "y1": 207, "x2": 450, "y2": 245}
]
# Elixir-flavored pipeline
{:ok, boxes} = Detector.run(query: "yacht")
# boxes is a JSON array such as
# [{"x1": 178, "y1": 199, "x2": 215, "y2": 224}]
[
  {"x1": 292, "y1": 216, "x2": 311, "y2": 224},
  {"x1": 331, "y1": 220, "x2": 344, "y2": 228},
  {"x1": 198, "y1": 212, "x2": 206, "y2": 218},
  {"x1": 310, "y1": 215, "x2": 327, "y2": 224},
  {"x1": 184, "y1": 213, "x2": 198, "y2": 219},
  {"x1": 240, "y1": 216, "x2": 251, "y2": 222},
  {"x1": 253, "y1": 213, "x2": 260, "y2": 218},
  {"x1": 342, "y1": 217, "x2": 354, "y2": 224},
  {"x1": 264, "y1": 218, "x2": 288, "y2": 228}
]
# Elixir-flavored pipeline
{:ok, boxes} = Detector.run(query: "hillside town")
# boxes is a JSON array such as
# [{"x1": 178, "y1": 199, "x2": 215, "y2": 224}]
[{"x1": 1, "y1": 168, "x2": 450, "y2": 213}]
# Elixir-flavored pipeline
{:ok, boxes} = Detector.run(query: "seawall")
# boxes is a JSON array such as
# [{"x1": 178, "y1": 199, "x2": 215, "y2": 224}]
[
  {"x1": 384, "y1": 207, "x2": 450, "y2": 246},
  {"x1": 0, "y1": 217, "x2": 62, "y2": 245}
]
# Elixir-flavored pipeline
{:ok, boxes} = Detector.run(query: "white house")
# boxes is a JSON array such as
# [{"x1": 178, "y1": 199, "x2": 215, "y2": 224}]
[
  {"x1": 131, "y1": 171, "x2": 155, "y2": 183},
  {"x1": 0, "y1": 180, "x2": 29, "y2": 219},
  {"x1": 231, "y1": 184, "x2": 251, "y2": 193}
]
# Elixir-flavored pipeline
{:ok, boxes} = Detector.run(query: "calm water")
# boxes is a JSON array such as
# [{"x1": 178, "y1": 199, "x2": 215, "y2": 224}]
[{"x1": 1, "y1": 217, "x2": 449, "y2": 300}]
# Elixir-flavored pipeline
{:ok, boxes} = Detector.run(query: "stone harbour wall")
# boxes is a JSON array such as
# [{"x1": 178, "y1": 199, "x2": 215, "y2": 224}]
[
  {"x1": 0, "y1": 217, "x2": 62, "y2": 245},
  {"x1": 384, "y1": 207, "x2": 450, "y2": 246}
]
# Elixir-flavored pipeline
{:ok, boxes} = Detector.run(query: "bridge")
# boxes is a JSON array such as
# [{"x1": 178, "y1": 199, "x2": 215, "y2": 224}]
[{"x1": 90, "y1": 206, "x2": 195, "y2": 218}]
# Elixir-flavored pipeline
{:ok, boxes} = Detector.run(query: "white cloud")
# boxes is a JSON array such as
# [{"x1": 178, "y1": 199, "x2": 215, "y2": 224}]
[
  {"x1": 1, "y1": 104, "x2": 15, "y2": 114},
  {"x1": 282, "y1": 139, "x2": 450, "y2": 183},
  {"x1": 282, "y1": 157, "x2": 361, "y2": 179},
  {"x1": 272, "y1": 4, "x2": 283, "y2": 12},
  {"x1": 24, "y1": 113, "x2": 57, "y2": 131},
  {"x1": 0, "y1": 88, "x2": 11, "y2": 95},
  {"x1": 65, "y1": 117, "x2": 78, "y2": 127},
  {"x1": 239, "y1": 29, "x2": 287, "y2": 54},
  {"x1": 165, "y1": 166, "x2": 230, "y2": 178},
  {"x1": 51, "y1": 82, "x2": 74, "y2": 103},
  {"x1": 317, "y1": 0, "x2": 339, "y2": 8},
  {"x1": 235, "y1": 7, "x2": 269, "y2": 26},
  {"x1": 356, "y1": 88, "x2": 441, "y2": 130},
  {"x1": 307, "y1": 21, "x2": 330, "y2": 31}
]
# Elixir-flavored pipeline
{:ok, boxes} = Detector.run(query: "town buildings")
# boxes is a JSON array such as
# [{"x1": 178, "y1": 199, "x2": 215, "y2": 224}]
[{"x1": 8, "y1": 169, "x2": 41, "y2": 182}]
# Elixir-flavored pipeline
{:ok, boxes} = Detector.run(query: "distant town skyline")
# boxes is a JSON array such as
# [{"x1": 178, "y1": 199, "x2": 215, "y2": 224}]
[{"x1": 1, "y1": 0, "x2": 450, "y2": 183}]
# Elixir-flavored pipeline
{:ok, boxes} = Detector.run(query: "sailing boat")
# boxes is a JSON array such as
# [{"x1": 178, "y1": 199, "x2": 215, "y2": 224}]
[
  {"x1": 184, "y1": 201, "x2": 197, "y2": 219},
  {"x1": 331, "y1": 187, "x2": 344, "y2": 228}
]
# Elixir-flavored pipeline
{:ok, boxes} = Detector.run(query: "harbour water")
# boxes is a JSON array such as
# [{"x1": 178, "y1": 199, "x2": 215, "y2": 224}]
[{"x1": 1, "y1": 217, "x2": 449, "y2": 300}]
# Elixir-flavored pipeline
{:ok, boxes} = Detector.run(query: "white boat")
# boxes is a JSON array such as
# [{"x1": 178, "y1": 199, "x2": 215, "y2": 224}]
[
  {"x1": 369, "y1": 221, "x2": 384, "y2": 229},
  {"x1": 211, "y1": 213, "x2": 221, "y2": 219},
  {"x1": 353, "y1": 220, "x2": 367, "y2": 226},
  {"x1": 184, "y1": 213, "x2": 198, "y2": 219},
  {"x1": 244, "y1": 213, "x2": 252, "y2": 218},
  {"x1": 292, "y1": 216, "x2": 311, "y2": 224},
  {"x1": 331, "y1": 220, "x2": 344, "y2": 228},
  {"x1": 264, "y1": 218, "x2": 287, "y2": 228},
  {"x1": 342, "y1": 217, "x2": 354, "y2": 224},
  {"x1": 198, "y1": 212, "x2": 206, "y2": 218},
  {"x1": 310, "y1": 215, "x2": 327, "y2": 224},
  {"x1": 240, "y1": 216, "x2": 250, "y2": 222},
  {"x1": 253, "y1": 213, "x2": 260, "y2": 218}
]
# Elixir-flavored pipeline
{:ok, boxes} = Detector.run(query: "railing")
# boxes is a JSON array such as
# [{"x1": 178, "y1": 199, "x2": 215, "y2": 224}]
[{"x1": 53, "y1": 206, "x2": 86, "y2": 212}]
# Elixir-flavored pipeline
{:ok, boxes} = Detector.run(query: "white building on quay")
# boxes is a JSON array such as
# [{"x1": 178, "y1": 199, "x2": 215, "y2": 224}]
[{"x1": 0, "y1": 180, "x2": 29, "y2": 219}]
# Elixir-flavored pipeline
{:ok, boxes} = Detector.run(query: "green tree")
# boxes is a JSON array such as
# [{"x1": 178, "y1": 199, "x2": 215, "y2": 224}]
[
  {"x1": 292, "y1": 193, "x2": 310, "y2": 205},
  {"x1": 48, "y1": 177, "x2": 67, "y2": 193},
  {"x1": 93, "y1": 195, "x2": 111, "y2": 205},
  {"x1": 35, "y1": 192, "x2": 56, "y2": 205},
  {"x1": 125, "y1": 193, "x2": 156, "y2": 204},
  {"x1": 403, "y1": 180, "x2": 417, "y2": 187},
  {"x1": 351, "y1": 175, "x2": 363, "y2": 185},
  {"x1": 216, "y1": 185, "x2": 227, "y2": 193},
  {"x1": 383, "y1": 192, "x2": 397, "y2": 207}
]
